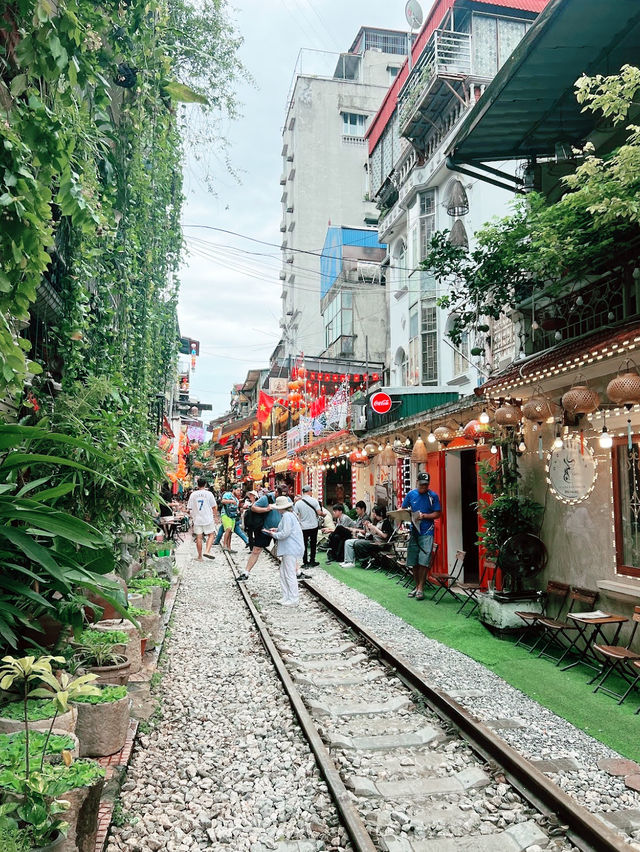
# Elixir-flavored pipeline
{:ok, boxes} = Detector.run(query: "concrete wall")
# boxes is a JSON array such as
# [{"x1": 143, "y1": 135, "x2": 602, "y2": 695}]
[{"x1": 281, "y1": 49, "x2": 402, "y2": 359}]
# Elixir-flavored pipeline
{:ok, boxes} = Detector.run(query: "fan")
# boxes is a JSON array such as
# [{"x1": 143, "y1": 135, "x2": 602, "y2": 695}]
[{"x1": 497, "y1": 533, "x2": 548, "y2": 596}]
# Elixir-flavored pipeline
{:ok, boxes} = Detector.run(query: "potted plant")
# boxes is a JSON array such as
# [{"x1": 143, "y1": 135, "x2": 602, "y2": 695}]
[
  {"x1": 127, "y1": 607, "x2": 159, "y2": 651},
  {"x1": 72, "y1": 686, "x2": 130, "y2": 758},
  {"x1": 71, "y1": 631, "x2": 131, "y2": 686},
  {"x1": 0, "y1": 822, "x2": 30, "y2": 851},
  {"x1": 128, "y1": 575, "x2": 170, "y2": 611},
  {"x1": 0, "y1": 701, "x2": 76, "y2": 738},
  {"x1": 0, "y1": 731, "x2": 78, "y2": 769},
  {"x1": 91, "y1": 620, "x2": 141, "y2": 674},
  {"x1": 0, "y1": 656, "x2": 104, "y2": 852}
]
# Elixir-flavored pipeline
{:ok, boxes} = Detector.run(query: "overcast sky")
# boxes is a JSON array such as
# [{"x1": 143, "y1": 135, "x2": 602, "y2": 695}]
[{"x1": 177, "y1": 0, "x2": 410, "y2": 418}]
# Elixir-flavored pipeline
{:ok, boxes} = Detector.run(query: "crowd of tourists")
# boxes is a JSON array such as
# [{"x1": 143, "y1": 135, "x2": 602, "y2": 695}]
[{"x1": 168, "y1": 472, "x2": 441, "y2": 607}]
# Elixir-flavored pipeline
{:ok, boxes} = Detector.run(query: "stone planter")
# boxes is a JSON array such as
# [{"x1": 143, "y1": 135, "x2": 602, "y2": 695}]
[
  {"x1": 61, "y1": 775, "x2": 104, "y2": 852},
  {"x1": 151, "y1": 584, "x2": 163, "y2": 611},
  {"x1": 74, "y1": 695, "x2": 130, "y2": 757},
  {"x1": 87, "y1": 656, "x2": 131, "y2": 686},
  {"x1": 93, "y1": 620, "x2": 141, "y2": 674},
  {"x1": 33, "y1": 832, "x2": 66, "y2": 851},
  {"x1": 136, "y1": 611, "x2": 160, "y2": 650},
  {"x1": 0, "y1": 706, "x2": 76, "y2": 736}
]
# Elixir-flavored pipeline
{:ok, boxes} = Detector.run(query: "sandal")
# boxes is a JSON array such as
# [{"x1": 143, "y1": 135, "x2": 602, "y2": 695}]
[
  {"x1": 407, "y1": 589, "x2": 417, "y2": 598},
  {"x1": 416, "y1": 591, "x2": 425, "y2": 601}
]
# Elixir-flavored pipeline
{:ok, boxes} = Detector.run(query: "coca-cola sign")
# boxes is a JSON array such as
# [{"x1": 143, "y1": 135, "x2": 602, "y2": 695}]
[{"x1": 370, "y1": 392, "x2": 393, "y2": 415}]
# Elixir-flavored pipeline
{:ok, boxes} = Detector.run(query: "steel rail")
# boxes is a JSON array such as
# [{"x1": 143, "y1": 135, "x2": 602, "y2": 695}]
[
  {"x1": 221, "y1": 550, "x2": 377, "y2": 852},
  {"x1": 302, "y1": 578, "x2": 629, "y2": 852}
]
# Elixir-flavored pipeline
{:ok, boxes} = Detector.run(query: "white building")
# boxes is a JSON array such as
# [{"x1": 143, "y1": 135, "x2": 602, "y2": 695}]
[
  {"x1": 280, "y1": 28, "x2": 412, "y2": 359},
  {"x1": 368, "y1": 0, "x2": 546, "y2": 394}
]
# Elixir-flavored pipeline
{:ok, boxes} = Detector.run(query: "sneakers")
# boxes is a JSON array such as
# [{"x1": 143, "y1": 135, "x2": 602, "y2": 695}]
[
  {"x1": 237, "y1": 572, "x2": 249, "y2": 581},
  {"x1": 340, "y1": 562, "x2": 355, "y2": 568},
  {"x1": 297, "y1": 571, "x2": 311, "y2": 580},
  {"x1": 308, "y1": 561, "x2": 320, "y2": 567}
]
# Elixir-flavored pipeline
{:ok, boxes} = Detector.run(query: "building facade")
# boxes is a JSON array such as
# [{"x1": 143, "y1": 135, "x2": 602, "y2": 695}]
[{"x1": 280, "y1": 28, "x2": 411, "y2": 358}]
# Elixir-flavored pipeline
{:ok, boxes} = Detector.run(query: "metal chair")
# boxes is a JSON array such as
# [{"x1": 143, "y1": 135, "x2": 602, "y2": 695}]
[
  {"x1": 451, "y1": 559, "x2": 493, "y2": 618},
  {"x1": 430, "y1": 550, "x2": 466, "y2": 605},
  {"x1": 514, "y1": 581, "x2": 570, "y2": 651},
  {"x1": 535, "y1": 586, "x2": 598, "y2": 665},
  {"x1": 591, "y1": 606, "x2": 640, "y2": 700}
]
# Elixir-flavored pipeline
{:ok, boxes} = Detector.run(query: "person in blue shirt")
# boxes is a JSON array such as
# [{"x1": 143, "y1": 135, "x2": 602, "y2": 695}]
[{"x1": 402, "y1": 471, "x2": 442, "y2": 601}]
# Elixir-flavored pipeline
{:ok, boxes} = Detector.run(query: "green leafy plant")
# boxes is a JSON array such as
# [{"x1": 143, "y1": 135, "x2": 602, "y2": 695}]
[
  {"x1": 129, "y1": 576, "x2": 170, "y2": 592},
  {"x1": 0, "y1": 822, "x2": 29, "y2": 852},
  {"x1": 0, "y1": 773, "x2": 70, "y2": 849},
  {"x1": 72, "y1": 685, "x2": 127, "y2": 705},
  {"x1": 0, "y1": 700, "x2": 59, "y2": 723},
  {"x1": 0, "y1": 731, "x2": 75, "y2": 770},
  {"x1": 72, "y1": 633, "x2": 128, "y2": 670},
  {"x1": 127, "y1": 607, "x2": 152, "y2": 618},
  {"x1": 77, "y1": 628, "x2": 128, "y2": 647}
]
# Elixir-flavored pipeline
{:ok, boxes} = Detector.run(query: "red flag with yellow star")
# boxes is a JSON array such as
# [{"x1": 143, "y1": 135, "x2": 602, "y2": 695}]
[{"x1": 257, "y1": 390, "x2": 275, "y2": 423}]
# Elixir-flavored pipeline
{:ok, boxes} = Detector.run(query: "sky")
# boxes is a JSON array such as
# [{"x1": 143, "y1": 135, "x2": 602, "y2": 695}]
[{"x1": 177, "y1": 0, "x2": 411, "y2": 418}]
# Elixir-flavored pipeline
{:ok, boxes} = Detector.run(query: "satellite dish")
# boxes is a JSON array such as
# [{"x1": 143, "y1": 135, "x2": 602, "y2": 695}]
[{"x1": 405, "y1": 0, "x2": 423, "y2": 29}]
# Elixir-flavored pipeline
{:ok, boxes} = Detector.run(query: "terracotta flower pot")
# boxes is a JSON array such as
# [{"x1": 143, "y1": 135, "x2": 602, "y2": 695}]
[
  {"x1": 74, "y1": 695, "x2": 130, "y2": 758},
  {"x1": 87, "y1": 657, "x2": 131, "y2": 686},
  {"x1": 140, "y1": 637, "x2": 147, "y2": 656}
]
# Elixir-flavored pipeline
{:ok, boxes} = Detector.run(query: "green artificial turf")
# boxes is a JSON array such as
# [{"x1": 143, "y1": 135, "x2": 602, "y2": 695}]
[{"x1": 318, "y1": 556, "x2": 640, "y2": 762}]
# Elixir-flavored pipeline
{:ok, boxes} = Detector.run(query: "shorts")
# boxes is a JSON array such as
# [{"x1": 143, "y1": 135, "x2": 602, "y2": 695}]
[
  {"x1": 248, "y1": 529, "x2": 271, "y2": 549},
  {"x1": 407, "y1": 534, "x2": 434, "y2": 567},
  {"x1": 221, "y1": 514, "x2": 236, "y2": 531},
  {"x1": 194, "y1": 523, "x2": 216, "y2": 536}
]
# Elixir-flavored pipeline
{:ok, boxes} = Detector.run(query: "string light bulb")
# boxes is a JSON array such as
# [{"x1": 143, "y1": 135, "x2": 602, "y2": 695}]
[
  {"x1": 518, "y1": 440, "x2": 527, "y2": 453},
  {"x1": 479, "y1": 408, "x2": 490, "y2": 425},
  {"x1": 490, "y1": 444, "x2": 498, "y2": 454},
  {"x1": 599, "y1": 427, "x2": 613, "y2": 450},
  {"x1": 552, "y1": 435, "x2": 564, "y2": 450}
]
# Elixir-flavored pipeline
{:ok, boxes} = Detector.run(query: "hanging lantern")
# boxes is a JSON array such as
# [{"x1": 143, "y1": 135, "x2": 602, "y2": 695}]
[
  {"x1": 445, "y1": 178, "x2": 470, "y2": 217},
  {"x1": 448, "y1": 218, "x2": 469, "y2": 248},
  {"x1": 379, "y1": 443, "x2": 396, "y2": 466},
  {"x1": 434, "y1": 425, "x2": 455, "y2": 445},
  {"x1": 463, "y1": 419, "x2": 494, "y2": 443},
  {"x1": 364, "y1": 442, "x2": 379, "y2": 457},
  {"x1": 410, "y1": 435, "x2": 430, "y2": 463},
  {"x1": 494, "y1": 403, "x2": 522, "y2": 427},
  {"x1": 562, "y1": 378, "x2": 600, "y2": 416},
  {"x1": 607, "y1": 360, "x2": 640, "y2": 407},
  {"x1": 522, "y1": 394, "x2": 555, "y2": 424}
]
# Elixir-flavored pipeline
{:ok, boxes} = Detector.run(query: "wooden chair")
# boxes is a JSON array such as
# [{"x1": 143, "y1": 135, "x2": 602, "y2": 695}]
[
  {"x1": 365, "y1": 523, "x2": 401, "y2": 571},
  {"x1": 451, "y1": 559, "x2": 493, "y2": 618},
  {"x1": 429, "y1": 550, "x2": 466, "y2": 605},
  {"x1": 591, "y1": 606, "x2": 640, "y2": 701},
  {"x1": 535, "y1": 586, "x2": 598, "y2": 665},
  {"x1": 514, "y1": 581, "x2": 570, "y2": 651}
]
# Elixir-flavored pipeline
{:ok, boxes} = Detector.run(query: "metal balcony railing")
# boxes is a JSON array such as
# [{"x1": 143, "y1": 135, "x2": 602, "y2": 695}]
[{"x1": 398, "y1": 29, "x2": 471, "y2": 135}]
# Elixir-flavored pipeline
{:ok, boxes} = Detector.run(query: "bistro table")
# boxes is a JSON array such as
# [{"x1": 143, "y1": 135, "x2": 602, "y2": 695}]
[
  {"x1": 561, "y1": 611, "x2": 628, "y2": 674},
  {"x1": 160, "y1": 513, "x2": 188, "y2": 542}
]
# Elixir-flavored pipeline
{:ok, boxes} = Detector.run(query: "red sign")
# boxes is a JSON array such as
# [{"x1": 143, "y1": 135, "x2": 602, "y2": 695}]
[{"x1": 370, "y1": 392, "x2": 392, "y2": 415}]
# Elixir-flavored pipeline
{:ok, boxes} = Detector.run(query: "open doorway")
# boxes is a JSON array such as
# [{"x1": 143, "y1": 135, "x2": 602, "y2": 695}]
[{"x1": 460, "y1": 449, "x2": 479, "y2": 582}]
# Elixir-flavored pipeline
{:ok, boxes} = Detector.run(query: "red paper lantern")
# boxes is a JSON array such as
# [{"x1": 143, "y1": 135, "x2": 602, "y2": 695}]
[
  {"x1": 298, "y1": 367, "x2": 306, "y2": 378},
  {"x1": 372, "y1": 373, "x2": 380, "y2": 382},
  {"x1": 353, "y1": 374, "x2": 360, "y2": 381}
]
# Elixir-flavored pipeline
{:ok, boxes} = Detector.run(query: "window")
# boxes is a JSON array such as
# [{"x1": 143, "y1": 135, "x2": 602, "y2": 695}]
[
  {"x1": 342, "y1": 112, "x2": 367, "y2": 138},
  {"x1": 421, "y1": 301, "x2": 438, "y2": 385},
  {"x1": 324, "y1": 291, "x2": 354, "y2": 348},
  {"x1": 453, "y1": 332, "x2": 469, "y2": 376},
  {"x1": 472, "y1": 14, "x2": 530, "y2": 78},
  {"x1": 419, "y1": 190, "x2": 436, "y2": 261},
  {"x1": 614, "y1": 441, "x2": 640, "y2": 577},
  {"x1": 388, "y1": 65, "x2": 400, "y2": 83}
]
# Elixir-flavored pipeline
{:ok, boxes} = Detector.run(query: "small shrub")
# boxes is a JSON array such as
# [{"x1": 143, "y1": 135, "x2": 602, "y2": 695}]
[{"x1": 0, "y1": 700, "x2": 58, "y2": 722}]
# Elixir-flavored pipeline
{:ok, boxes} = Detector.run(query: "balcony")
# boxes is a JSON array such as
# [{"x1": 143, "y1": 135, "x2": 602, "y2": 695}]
[{"x1": 398, "y1": 29, "x2": 471, "y2": 145}]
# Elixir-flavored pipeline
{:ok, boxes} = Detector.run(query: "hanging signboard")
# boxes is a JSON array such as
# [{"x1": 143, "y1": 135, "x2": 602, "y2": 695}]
[
  {"x1": 370, "y1": 391, "x2": 393, "y2": 415},
  {"x1": 547, "y1": 437, "x2": 597, "y2": 505}
]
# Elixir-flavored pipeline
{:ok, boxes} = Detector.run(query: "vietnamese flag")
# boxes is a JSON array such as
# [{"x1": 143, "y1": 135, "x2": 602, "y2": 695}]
[{"x1": 257, "y1": 390, "x2": 275, "y2": 423}]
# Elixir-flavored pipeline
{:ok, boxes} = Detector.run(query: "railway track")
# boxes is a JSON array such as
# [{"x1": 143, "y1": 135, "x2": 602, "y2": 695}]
[{"x1": 221, "y1": 548, "x2": 631, "y2": 852}]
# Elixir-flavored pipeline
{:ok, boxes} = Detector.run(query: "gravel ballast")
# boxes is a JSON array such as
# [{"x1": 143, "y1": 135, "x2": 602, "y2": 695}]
[{"x1": 106, "y1": 545, "x2": 351, "y2": 852}]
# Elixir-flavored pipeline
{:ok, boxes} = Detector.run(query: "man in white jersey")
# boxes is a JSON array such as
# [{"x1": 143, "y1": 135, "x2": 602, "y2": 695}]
[{"x1": 187, "y1": 478, "x2": 219, "y2": 561}]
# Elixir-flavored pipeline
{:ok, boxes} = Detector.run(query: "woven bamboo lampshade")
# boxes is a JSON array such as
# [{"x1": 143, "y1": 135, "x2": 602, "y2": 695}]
[
  {"x1": 446, "y1": 179, "x2": 469, "y2": 217},
  {"x1": 410, "y1": 435, "x2": 429, "y2": 463},
  {"x1": 379, "y1": 444, "x2": 396, "y2": 466},
  {"x1": 494, "y1": 403, "x2": 521, "y2": 427},
  {"x1": 463, "y1": 419, "x2": 494, "y2": 442},
  {"x1": 562, "y1": 379, "x2": 599, "y2": 415},
  {"x1": 434, "y1": 425, "x2": 455, "y2": 445},
  {"x1": 449, "y1": 218, "x2": 469, "y2": 248},
  {"x1": 522, "y1": 394, "x2": 555, "y2": 424},
  {"x1": 607, "y1": 360, "x2": 640, "y2": 407}
]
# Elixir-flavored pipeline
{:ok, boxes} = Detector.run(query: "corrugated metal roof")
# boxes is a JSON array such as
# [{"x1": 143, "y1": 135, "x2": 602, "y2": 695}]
[
  {"x1": 367, "y1": 0, "x2": 549, "y2": 155},
  {"x1": 449, "y1": 0, "x2": 640, "y2": 163}
]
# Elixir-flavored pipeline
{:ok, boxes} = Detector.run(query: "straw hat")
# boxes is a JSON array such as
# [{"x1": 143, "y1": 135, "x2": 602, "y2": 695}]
[{"x1": 274, "y1": 496, "x2": 293, "y2": 510}]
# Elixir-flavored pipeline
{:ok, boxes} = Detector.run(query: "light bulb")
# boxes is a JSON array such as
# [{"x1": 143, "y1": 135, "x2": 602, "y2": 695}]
[
  {"x1": 490, "y1": 444, "x2": 498, "y2": 454},
  {"x1": 553, "y1": 436, "x2": 564, "y2": 450},
  {"x1": 479, "y1": 409, "x2": 490, "y2": 425},
  {"x1": 378, "y1": 444, "x2": 383, "y2": 451},
  {"x1": 361, "y1": 448, "x2": 368, "y2": 457},
  {"x1": 518, "y1": 441, "x2": 526, "y2": 453},
  {"x1": 427, "y1": 432, "x2": 436, "y2": 444},
  {"x1": 599, "y1": 428, "x2": 613, "y2": 450},
  {"x1": 405, "y1": 438, "x2": 411, "y2": 447}
]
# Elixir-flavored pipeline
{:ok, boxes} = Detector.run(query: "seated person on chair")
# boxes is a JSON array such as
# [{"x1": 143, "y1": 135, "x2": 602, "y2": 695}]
[
  {"x1": 323, "y1": 503, "x2": 356, "y2": 562},
  {"x1": 340, "y1": 505, "x2": 393, "y2": 567}
]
